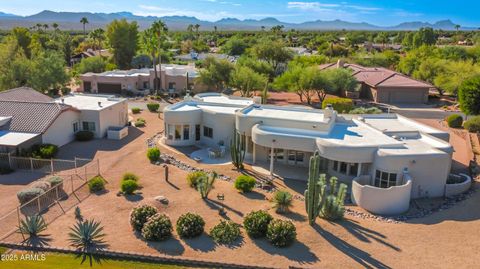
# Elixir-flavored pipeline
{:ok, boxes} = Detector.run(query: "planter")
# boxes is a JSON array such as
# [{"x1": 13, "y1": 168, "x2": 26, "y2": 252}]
[{"x1": 445, "y1": 173, "x2": 471, "y2": 197}]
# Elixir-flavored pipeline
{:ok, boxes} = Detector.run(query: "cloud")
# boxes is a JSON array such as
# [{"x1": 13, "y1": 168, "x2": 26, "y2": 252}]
[
  {"x1": 287, "y1": 1, "x2": 380, "y2": 13},
  {"x1": 287, "y1": 2, "x2": 339, "y2": 10},
  {"x1": 137, "y1": 5, "x2": 239, "y2": 21}
]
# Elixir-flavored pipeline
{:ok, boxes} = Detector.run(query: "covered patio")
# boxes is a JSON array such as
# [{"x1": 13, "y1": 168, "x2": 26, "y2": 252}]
[{"x1": 251, "y1": 160, "x2": 309, "y2": 181}]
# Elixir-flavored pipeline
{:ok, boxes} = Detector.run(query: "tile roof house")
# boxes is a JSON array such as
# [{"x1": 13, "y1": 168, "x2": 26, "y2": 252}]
[
  {"x1": 320, "y1": 61, "x2": 435, "y2": 104},
  {"x1": 0, "y1": 88, "x2": 128, "y2": 154}
]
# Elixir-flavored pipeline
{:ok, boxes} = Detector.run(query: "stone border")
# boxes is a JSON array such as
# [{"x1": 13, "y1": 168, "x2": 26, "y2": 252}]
[{"x1": 0, "y1": 242, "x2": 278, "y2": 269}]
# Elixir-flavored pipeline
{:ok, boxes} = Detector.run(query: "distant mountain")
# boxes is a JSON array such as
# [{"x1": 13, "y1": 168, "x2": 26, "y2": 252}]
[{"x1": 0, "y1": 10, "x2": 477, "y2": 31}]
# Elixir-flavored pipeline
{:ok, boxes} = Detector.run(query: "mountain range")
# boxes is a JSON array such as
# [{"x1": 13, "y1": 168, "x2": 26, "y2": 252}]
[{"x1": 0, "y1": 10, "x2": 477, "y2": 31}]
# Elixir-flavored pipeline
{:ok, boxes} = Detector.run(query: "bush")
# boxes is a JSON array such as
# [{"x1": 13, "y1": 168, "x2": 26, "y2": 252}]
[
  {"x1": 0, "y1": 166, "x2": 13, "y2": 175},
  {"x1": 75, "y1": 131, "x2": 94, "y2": 141},
  {"x1": 31, "y1": 144, "x2": 58, "y2": 159},
  {"x1": 464, "y1": 116, "x2": 480, "y2": 132},
  {"x1": 31, "y1": 181, "x2": 51, "y2": 191},
  {"x1": 266, "y1": 219, "x2": 296, "y2": 247},
  {"x1": 88, "y1": 176, "x2": 105, "y2": 193},
  {"x1": 186, "y1": 171, "x2": 207, "y2": 188},
  {"x1": 176, "y1": 213, "x2": 205, "y2": 238},
  {"x1": 147, "y1": 147, "x2": 160, "y2": 162},
  {"x1": 130, "y1": 205, "x2": 158, "y2": 231},
  {"x1": 122, "y1": 172, "x2": 139, "y2": 182},
  {"x1": 121, "y1": 179, "x2": 139, "y2": 195},
  {"x1": 131, "y1": 107, "x2": 141, "y2": 114},
  {"x1": 147, "y1": 103, "x2": 160, "y2": 112},
  {"x1": 234, "y1": 175, "x2": 256, "y2": 193},
  {"x1": 141, "y1": 213, "x2": 173, "y2": 241},
  {"x1": 135, "y1": 118, "x2": 146, "y2": 127},
  {"x1": 210, "y1": 220, "x2": 241, "y2": 244},
  {"x1": 446, "y1": 114, "x2": 463, "y2": 128},
  {"x1": 45, "y1": 176, "x2": 63, "y2": 187},
  {"x1": 243, "y1": 210, "x2": 273, "y2": 238},
  {"x1": 322, "y1": 97, "x2": 354, "y2": 113},
  {"x1": 272, "y1": 190, "x2": 293, "y2": 214},
  {"x1": 458, "y1": 75, "x2": 480, "y2": 115},
  {"x1": 17, "y1": 188, "x2": 45, "y2": 204}
]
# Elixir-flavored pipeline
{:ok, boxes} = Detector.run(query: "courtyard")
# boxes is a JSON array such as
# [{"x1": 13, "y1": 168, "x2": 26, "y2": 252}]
[{"x1": 1, "y1": 103, "x2": 479, "y2": 268}]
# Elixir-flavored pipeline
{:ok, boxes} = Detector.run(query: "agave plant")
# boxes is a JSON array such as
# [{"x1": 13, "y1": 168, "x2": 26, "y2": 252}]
[
  {"x1": 68, "y1": 219, "x2": 107, "y2": 266},
  {"x1": 17, "y1": 215, "x2": 50, "y2": 247},
  {"x1": 272, "y1": 190, "x2": 293, "y2": 214}
]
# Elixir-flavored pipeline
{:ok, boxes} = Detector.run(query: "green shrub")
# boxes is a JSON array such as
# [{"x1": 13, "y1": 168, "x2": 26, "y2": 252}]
[
  {"x1": 17, "y1": 188, "x2": 45, "y2": 204},
  {"x1": 272, "y1": 190, "x2": 293, "y2": 214},
  {"x1": 458, "y1": 75, "x2": 480, "y2": 115},
  {"x1": 141, "y1": 213, "x2": 173, "y2": 241},
  {"x1": 464, "y1": 116, "x2": 480, "y2": 132},
  {"x1": 75, "y1": 131, "x2": 94, "y2": 141},
  {"x1": 147, "y1": 147, "x2": 160, "y2": 162},
  {"x1": 121, "y1": 180, "x2": 139, "y2": 195},
  {"x1": 186, "y1": 171, "x2": 207, "y2": 188},
  {"x1": 234, "y1": 175, "x2": 256, "y2": 193},
  {"x1": 349, "y1": 107, "x2": 382, "y2": 114},
  {"x1": 88, "y1": 176, "x2": 105, "y2": 193},
  {"x1": 122, "y1": 172, "x2": 139, "y2": 182},
  {"x1": 243, "y1": 210, "x2": 273, "y2": 238},
  {"x1": 446, "y1": 114, "x2": 463, "y2": 128},
  {"x1": 45, "y1": 176, "x2": 63, "y2": 187},
  {"x1": 135, "y1": 118, "x2": 146, "y2": 127},
  {"x1": 176, "y1": 213, "x2": 205, "y2": 238},
  {"x1": 130, "y1": 205, "x2": 158, "y2": 231},
  {"x1": 31, "y1": 181, "x2": 51, "y2": 192},
  {"x1": 31, "y1": 144, "x2": 58, "y2": 159},
  {"x1": 147, "y1": 103, "x2": 160, "y2": 112},
  {"x1": 131, "y1": 107, "x2": 141, "y2": 114},
  {"x1": 209, "y1": 220, "x2": 241, "y2": 244},
  {"x1": 322, "y1": 97, "x2": 354, "y2": 113},
  {"x1": 266, "y1": 219, "x2": 296, "y2": 247}
]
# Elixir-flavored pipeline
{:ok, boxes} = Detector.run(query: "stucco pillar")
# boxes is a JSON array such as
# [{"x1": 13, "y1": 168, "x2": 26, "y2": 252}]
[
  {"x1": 357, "y1": 163, "x2": 362, "y2": 177},
  {"x1": 252, "y1": 143, "x2": 256, "y2": 164},
  {"x1": 269, "y1": 146, "x2": 275, "y2": 177}
]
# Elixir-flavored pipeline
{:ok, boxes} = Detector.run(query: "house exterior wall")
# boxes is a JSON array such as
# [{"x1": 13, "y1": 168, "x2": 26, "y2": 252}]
[
  {"x1": 372, "y1": 86, "x2": 429, "y2": 104},
  {"x1": 80, "y1": 75, "x2": 150, "y2": 94},
  {"x1": 79, "y1": 110, "x2": 101, "y2": 138},
  {"x1": 97, "y1": 100, "x2": 129, "y2": 138},
  {"x1": 42, "y1": 110, "x2": 80, "y2": 147}
]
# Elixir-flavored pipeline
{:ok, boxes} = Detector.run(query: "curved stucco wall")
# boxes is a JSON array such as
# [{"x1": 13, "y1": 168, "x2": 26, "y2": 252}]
[
  {"x1": 251, "y1": 124, "x2": 317, "y2": 152},
  {"x1": 445, "y1": 174, "x2": 472, "y2": 197},
  {"x1": 316, "y1": 139, "x2": 377, "y2": 163},
  {"x1": 351, "y1": 175, "x2": 412, "y2": 215},
  {"x1": 374, "y1": 149, "x2": 451, "y2": 198}
]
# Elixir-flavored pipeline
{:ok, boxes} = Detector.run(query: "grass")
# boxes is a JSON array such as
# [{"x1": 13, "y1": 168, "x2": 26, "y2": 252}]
[{"x1": 0, "y1": 251, "x2": 197, "y2": 269}]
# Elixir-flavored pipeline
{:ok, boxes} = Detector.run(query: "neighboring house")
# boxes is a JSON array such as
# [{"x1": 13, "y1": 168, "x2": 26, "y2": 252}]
[
  {"x1": 287, "y1": 47, "x2": 317, "y2": 56},
  {"x1": 163, "y1": 92, "x2": 453, "y2": 214},
  {"x1": 174, "y1": 52, "x2": 237, "y2": 63},
  {"x1": 320, "y1": 61, "x2": 435, "y2": 104},
  {"x1": 362, "y1": 42, "x2": 402, "y2": 52},
  {"x1": 0, "y1": 88, "x2": 127, "y2": 153},
  {"x1": 79, "y1": 64, "x2": 205, "y2": 95},
  {"x1": 70, "y1": 49, "x2": 111, "y2": 66}
]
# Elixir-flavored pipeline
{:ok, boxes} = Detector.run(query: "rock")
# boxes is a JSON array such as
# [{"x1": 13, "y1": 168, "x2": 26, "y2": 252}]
[{"x1": 155, "y1": 195, "x2": 169, "y2": 205}]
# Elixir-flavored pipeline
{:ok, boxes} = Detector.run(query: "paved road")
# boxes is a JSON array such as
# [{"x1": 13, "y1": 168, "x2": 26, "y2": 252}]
[{"x1": 392, "y1": 108, "x2": 465, "y2": 120}]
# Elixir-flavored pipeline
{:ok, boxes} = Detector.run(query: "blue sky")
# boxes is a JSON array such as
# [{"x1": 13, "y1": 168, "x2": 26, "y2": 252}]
[{"x1": 1, "y1": 0, "x2": 479, "y2": 26}]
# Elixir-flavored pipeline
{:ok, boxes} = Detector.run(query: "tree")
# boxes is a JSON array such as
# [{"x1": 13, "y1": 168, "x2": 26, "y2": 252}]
[
  {"x1": 131, "y1": 54, "x2": 152, "y2": 69},
  {"x1": 194, "y1": 24, "x2": 200, "y2": 39},
  {"x1": 151, "y1": 20, "x2": 168, "y2": 91},
  {"x1": 322, "y1": 68, "x2": 358, "y2": 95},
  {"x1": 80, "y1": 17, "x2": 89, "y2": 38},
  {"x1": 106, "y1": 19, "x2": 139, "y2": 69},
  {"x1": 75, "y1": 56, "x2": 106, "y2": 74},
  {"x1": 28, "y1": 51, "x2": 70, "y2": 92},
  {"x1": 229, "y1": 66, "x2": 268, "y2": 97},
  {"x1": 88, "y1": 28, "x2": 105, "y2": 50},
  {"x1": 142, "y1": 28, "x2": 159, "y2": 91},
  {"x1": 199, "y1": 57, "x2": 234, "y2": 92},
  {"x1": 412, "y1": 27, "x2": 436, "y2": 48},
  {"x1": 222, "y1": 37, "x2": 248, "y2": 56},
  {"x1": 374, "y1": 32, "x2": 389, "y2": 47},
  {"x1": 236, "y1": 56, "x2": 274, "y2": 80},
  {"x1": 11, "y1": 27, "x2": 32, "y2": 58},
  {"x1": 455, "y1": 24, "x2": 461, "y2": 32},
  {"x1": 459, "y1": 75, "x2": 480, "y2": 115},
  {"x1": 251, "y1": 40, "x2": 293, "y2": 73},
  {"x1": 434, "y1": 60, "x2": 480, "y2": 95}
]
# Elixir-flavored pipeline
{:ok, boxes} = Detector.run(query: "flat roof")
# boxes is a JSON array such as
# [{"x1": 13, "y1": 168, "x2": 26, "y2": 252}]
[
  {"x1": 0, "y1": 131, "x2": 40, "y2": 146},
  {"x1": 167, "y1": 101, "x2": 242, "y2": 115},
  {"x1": 362, "y1": 114, "x2": 447, "y2": 135},
  {"x1": 194, "y1": 93, "x2": 253, "y2": 106},
  {"x1": 243, "y1": 105, "x2": 325, "y2": 123},
  {"x1": 56, "y1": 94, "x2": 125, "y2": 111}
]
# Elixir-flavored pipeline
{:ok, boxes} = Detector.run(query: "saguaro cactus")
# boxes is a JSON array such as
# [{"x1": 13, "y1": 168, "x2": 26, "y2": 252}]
[
  {"x1": 197, "y1": 171, "x2": 217, "y2": 199},
  {"x1": 230, "y1": 131, "x2": 246, "y2": 170},
  {"x1": 305, "y1": 152, "x2": 326, "y2": 226},
  {"x1": 320, "y1": 176, "x2": 347, "y2": 221}
]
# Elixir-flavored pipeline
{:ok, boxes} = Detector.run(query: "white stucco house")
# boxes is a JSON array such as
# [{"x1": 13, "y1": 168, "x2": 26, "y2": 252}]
[
  {"x1": 163, "y1": 93, "x2": 454, "y2": 215},
  {"x1": 0, "y1": 87, "x2": 128, "y2": 154}
]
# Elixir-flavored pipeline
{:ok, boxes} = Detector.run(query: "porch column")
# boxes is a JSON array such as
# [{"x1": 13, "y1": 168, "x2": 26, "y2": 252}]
[
  {"x1": 357, "y1": 163, "x2": 362, "y2": 177},
  {"x1": 252, "y1": 143, "x2": 256, "y2": 164},
  {"x1": 269, "y1": 145, "x2": 274, "y2": 177}
]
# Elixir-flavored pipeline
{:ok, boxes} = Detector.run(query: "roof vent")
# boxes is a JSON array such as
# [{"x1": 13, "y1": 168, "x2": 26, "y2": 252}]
[
  {"x1": 98, "y1": 101, "x2": 102, "y2": 107},
  {"x1": 61, "y1": 98, "x2": 64, "y2": 104}
]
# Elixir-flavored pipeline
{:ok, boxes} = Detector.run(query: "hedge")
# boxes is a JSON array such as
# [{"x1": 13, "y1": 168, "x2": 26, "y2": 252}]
[
  {"x1": 322, "y1": 97, "x2": 354, "y2": 113},
  {"x1": 464, "y1": 116, "x2": 480, "y2": 132}
]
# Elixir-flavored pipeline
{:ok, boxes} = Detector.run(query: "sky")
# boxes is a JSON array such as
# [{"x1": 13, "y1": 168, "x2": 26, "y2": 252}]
[{"x1": 0, "y1": 0, "x2": 479, "y2": 27}]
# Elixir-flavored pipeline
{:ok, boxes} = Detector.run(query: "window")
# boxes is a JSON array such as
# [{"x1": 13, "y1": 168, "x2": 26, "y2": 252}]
[
  {"x1": 374, "y1": 170, "x2": 398, "y2": 188},
  {"x1": 333, "y1": 161, "x2": 338, "y2": 171},
  {"x1": 332, "y1": 161, "x2": 359, "y2": 176},
  {"x1": 82, "y1": 121, "x2": 95, "y2": 132},
  {"x1": 73, "y1": 122, "x2": 79, "y2": 133},
  {"x1": 340, "y1": 162, "x2": 347, "y2": 174},
  {"x1": 203, "y1": 126, "x2": 213, "y2": 138},
  {"x1": 168, "y1": 82, "x2": 176, "y2": 90},
  {"x1": 195, "y1": 125, "x2": 201, "y2": 141},
  {"x1": 175, "y1": 125, "x2": 181, "y2": 140},
  {"x1": 183, "y1": 125, "x2": 190, "y2": 140},
  {"x1": 349, "y1": 163, "x2": 358, "y2": 176},
  {"x1": 143, "y1": 81, "x2": 149, "y2": 89},
  {"x1": 167, "y1": 124, "x2": 174, "y2": 140}
]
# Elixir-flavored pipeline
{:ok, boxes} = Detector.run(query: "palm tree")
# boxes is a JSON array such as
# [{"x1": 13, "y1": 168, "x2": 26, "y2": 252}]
[
  {"x1": 17, "y1": 215, "x2": 50, "y2": 247},
  {"x1": 89, "y1": 28, "x2": 105, "y2": 50},
  {"x1": 68, "y1": 219, "x2": 107, "y2": 266},
  {"x1": 187, "y1": 24, "x2": 194, "y2": 33},
  {"x1": 214, "y1": 25, "x2": 217, "y2": 33},
  {"x1": 455, "y1": 24, "x2": 461, "y2": 32},
  {"x1": 80, "y1": 17, "x2": 89, "y2": 38},
  {"x1": 194, "y1": 24, "x2": 200, "y2": 39},
  {"x1": 152, "y1": 20, "x2": 168, "y2": 93},
  {"x1": 142, "y1": 28, "x2": 159, "y2": 93},
  {"x1": 52, "y1": 22, "x2": 59, "y2": 30},
  {"x1": 261, "y1": 26, "x2": 265, "y2": 32}
]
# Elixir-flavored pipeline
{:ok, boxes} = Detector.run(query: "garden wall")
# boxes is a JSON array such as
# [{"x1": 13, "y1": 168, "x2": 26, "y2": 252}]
[{"x1": 445, "y1": 174, "x2": 472, "y2": 197}]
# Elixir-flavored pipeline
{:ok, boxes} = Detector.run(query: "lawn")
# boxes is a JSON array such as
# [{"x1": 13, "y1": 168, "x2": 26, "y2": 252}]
[{"x1": 0, "y1": 251, "x2": 194, "y2": 269}]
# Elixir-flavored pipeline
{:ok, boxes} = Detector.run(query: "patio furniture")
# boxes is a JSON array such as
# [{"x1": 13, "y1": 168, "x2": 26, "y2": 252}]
[{"x1": 219, "y1": 146, "x2": 226, "y2": 157}]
